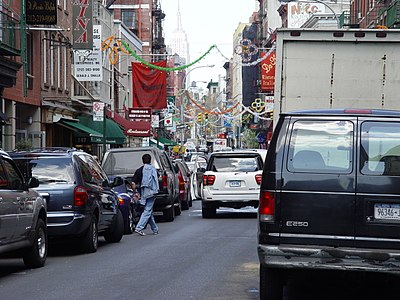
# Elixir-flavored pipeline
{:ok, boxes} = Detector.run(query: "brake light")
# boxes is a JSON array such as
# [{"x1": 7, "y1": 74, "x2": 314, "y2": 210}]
[
  {"x1": 162, "y1": 174, "x2": 168, "y2": 188},
  {"x1": 203, "y1": 175, "x2": 216, "y2": 186},
  {"x1": 259, "y1": 191, "x2": 275, "y2": 222},
  {"x1": 178, "y1": 173, "x2": 185, "y2": 190},
  {"x1": 255, "y1": 174, "x2": 262, "y2": 185},
  {"x1": 74, "y1": 186, "x2": 89, "y2": 206},
  {"x1": 118, "y1": 197, "x2": 124, "y2": 205}
]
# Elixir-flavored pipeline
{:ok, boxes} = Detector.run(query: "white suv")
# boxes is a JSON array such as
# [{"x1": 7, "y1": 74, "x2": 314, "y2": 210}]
[{"x1": 201, "y1": 151, "x2": 263, "y2": 218}]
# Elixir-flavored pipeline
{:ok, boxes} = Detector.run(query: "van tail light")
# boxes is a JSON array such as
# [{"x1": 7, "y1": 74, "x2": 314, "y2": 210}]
[
  {"x1": 74, "y1": 186, "x2": 89, "y2": 206},
  {"x1": 259, "y1": 191, "x2": 275, "y2": 222},
  {"x1": 203, "y1": 175, "x2": 216, "y2": 186},
  {"x1": 255, "y1": 174, "x2": 262, "y2": 185}
]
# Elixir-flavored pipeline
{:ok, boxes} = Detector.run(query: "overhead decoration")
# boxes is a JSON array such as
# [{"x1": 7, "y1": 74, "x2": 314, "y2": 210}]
[
  {"x1": 250, "y1": 98, "x2": 265, "y2": 113},
  {"x1": 131, "y1": 61, "x2": 167, "y2": 109},
  {"x1": 234, "y1": 39, "x2": 259, "y2": 62},
  {"x1": 185, "y1": 91, "x2": 240, "y2": 115}
]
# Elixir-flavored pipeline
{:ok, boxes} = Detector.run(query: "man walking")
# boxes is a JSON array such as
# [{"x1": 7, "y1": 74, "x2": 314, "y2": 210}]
[{"x1": 132, "y1": 154, "x2": 159, "y2": 236}]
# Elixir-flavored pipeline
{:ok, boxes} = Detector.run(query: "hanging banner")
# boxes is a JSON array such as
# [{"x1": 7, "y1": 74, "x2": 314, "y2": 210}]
[
  {"x1": 260, "y1": 51, "x2": 276, "y2": 92},
  {"x1": 73, "y1": 0, "x2": 93, "y2": 50},
  {"x1": 132, "y1": 61, "x2": 167, "y2": 110}
]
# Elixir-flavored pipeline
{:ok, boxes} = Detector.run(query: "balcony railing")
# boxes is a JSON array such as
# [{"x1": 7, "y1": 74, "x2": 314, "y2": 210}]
[
  {"x1": 386, "y1": 0, "x2": 400, "y2": 28},
  {"x1": 0, "y1": 11, "x2": 20, "y2": 56}
]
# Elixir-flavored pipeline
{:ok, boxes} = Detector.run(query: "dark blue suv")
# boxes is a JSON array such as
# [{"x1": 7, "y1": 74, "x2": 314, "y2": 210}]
[{"x1": 9, "y1": 148, "x2": 124, "y2": 253}]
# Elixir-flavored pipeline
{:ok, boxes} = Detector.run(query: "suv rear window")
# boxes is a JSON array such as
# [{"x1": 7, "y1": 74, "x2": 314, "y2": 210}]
[
  {"x1": 287, "y1": 120, "x2": 353, "y2": 174},
  {"x1": 102, "y1": 151, "x2": 160, "y2": 175},
  {"x1": 210, "y1": 155, "x2": 261, "y2": 172},
  {"x1": 13, "y1": 157, "x2": 74, "y2": 183}
]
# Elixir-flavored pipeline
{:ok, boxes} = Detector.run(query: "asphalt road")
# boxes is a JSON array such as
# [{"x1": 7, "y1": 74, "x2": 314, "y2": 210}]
[{"x1": 0, "y1": 201, "x2": 260, "y2": 300}]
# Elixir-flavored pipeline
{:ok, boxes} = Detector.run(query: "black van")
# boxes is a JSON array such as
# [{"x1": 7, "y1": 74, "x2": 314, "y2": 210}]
[{"x1": 258, "y1": 109, "x2": 400, "y2": 299}]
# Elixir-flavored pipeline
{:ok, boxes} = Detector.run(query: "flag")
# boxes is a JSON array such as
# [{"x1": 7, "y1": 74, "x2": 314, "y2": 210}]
[{"x1": 131, "y1": 61, "x2": 167, "y2": 109}]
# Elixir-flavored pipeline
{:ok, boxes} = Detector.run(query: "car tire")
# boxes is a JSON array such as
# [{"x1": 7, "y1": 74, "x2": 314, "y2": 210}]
[
  {"x1": 188, "y1": 192, "x2": 193, "y2": 207},
  {"x1": 163, "y1": 205, "x2": 175, "y2": 222},
  {"x1": 23, "y1": 218, "x2": 47, "y2": 268},
  {"x1": 175, "y1": 200, "x2": 182, "y2": 216},
  {"x1": 202, "y1": 203, "x2": 216, "y2": 218},
  {"x1": 81, "y1": 215, "x2": 98, "y2": 253},
  {"x1": 104, "y1": 209, "x2": 124, "y2": 243},
  {"x1": 260, "y1": 265, "x2": 284, "y2": 300},
  {"x1": 124, "y1": 207, "x2": 134, "y2": 234},
  {"x1": 181, "y1": 195, "x2": 189, "y2": 210}
]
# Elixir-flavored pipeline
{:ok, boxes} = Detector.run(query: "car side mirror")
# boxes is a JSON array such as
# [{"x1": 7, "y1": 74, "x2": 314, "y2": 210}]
[
  {"x1": 28, "y1": 177, "x2": 40, "y2": 188},
  {"x1": 111, "y1": 176, "x2": 124, "y2": 187}
]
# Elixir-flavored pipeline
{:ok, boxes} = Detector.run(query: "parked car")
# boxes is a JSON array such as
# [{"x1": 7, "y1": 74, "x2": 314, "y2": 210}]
[
  {"x1": 0, "y1": 150, "x2": 47, "y2": 268},
  {"x1": 173, "y1": 160, "x2": 192, "y2": 210},
  {"x1": 201, "y1": 151, "x2": 263, "y2": 218},
  {"x1": 258, "y1": 109, "x2": 400, "y2": 299},
  {"x1": 9, "y1": 148, "x2": 124, "y2": 253},
  {"x1": 101, "y1": 147, "x2": 180, "y2": 221},
  {"x1": 186, "y1": 155, "x2": 208, "y2": 200}
]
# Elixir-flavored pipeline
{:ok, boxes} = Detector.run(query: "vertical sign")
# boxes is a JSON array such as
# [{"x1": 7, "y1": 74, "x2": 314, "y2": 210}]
[
  {"x1": 260, "y1": 51, "x2": 276, "y2": 92},
  {"x1": 93, "y1": 102, "x2": 104, "y2": 121},
  {"x1": 74, "y1": 25, "x2": 102, "y2": 81},
  {"x1": 73, "y1": 0, "x2": 93, "y2": 50}
]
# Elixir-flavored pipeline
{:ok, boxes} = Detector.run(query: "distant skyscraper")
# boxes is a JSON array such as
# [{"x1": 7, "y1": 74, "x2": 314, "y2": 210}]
[{"x1": 165, "y1": 0, "x2": 190, "y2": 65}]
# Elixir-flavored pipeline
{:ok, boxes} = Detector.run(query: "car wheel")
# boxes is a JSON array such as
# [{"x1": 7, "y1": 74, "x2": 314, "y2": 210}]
[
  {"x1": 124, "y1": 207, "x2": 134, "y2": 234},
  {"x1": 104, "y1": 209, "x2": 124, "y2": 243},
  {"x1": 181, "y1": 195, "x2": 189, "y2": 210},
  {"x1": 81, "y1": 215, "x2": 98, "y2": 253},
  {"x1": 175, "y1": 200, "x2": 182, "y2": 216},
  {"x1": 163, "y1": 205, "x2": 175, "y2": 222},
  {"x1": 202, "y1": 203, "x2": 216, "y2": 218},
  {"x1": 23, "y1": 218, "x2": 47, "y2": 268},
  {"x1": 188, "y1": 192, "x2": 193, "y2": 207},
  {"x1": 260, "y1": 265, "x2": 284, "y2": 300}
]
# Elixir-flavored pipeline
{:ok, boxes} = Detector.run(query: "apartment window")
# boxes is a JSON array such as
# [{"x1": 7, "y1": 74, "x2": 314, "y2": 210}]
[
  {"x1": 63, "y1": 45, "x2": 67, "y2": 90},
  {"x1": 122, "y1": 10, "x2": 136, "y2": 28},
  {"x1": 43, "y1": 33, "x2": 47, "y2": 84},
  {"x1": 57, "y1": 38, "x2": 61, "y2": 88},
  {"x1": 50, "y1": 34, "x2": 54, "y2": 86},
  {"x1": 26, "y1": 33, "x2": 33, "y2": 90}
]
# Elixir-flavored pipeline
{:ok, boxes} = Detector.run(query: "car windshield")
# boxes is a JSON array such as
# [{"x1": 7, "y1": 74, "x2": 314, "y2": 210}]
[
  {"x1": 14, "y1": 157, "x2": 74, "y2": 183},
  {"x1": 210, "y1": 156, "x2": 261, "y2": 172},
  {"x1": 102, "y1": 151, "x2": 160, "y2": 175}
]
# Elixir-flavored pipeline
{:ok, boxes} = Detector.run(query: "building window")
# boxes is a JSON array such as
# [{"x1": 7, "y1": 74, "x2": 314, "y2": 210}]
[
  {"x1": 50, "y1": 34, "x2": 54, "y2": 86},
  {"x1": 43, "y1": 32, "x2": 47, "y2": 84},
  {"x1": 63, "y1": 45, "x2": 67, "y2": 90},
  {"x1": 57, "y1": 38, "x2": 61, "y2": 88},
  {"x1": 26, "y1": 33, "x2": 33, "y2": 90},
  {"x1": 122, "y1": 10, "x2": 136, "y2": 28}
]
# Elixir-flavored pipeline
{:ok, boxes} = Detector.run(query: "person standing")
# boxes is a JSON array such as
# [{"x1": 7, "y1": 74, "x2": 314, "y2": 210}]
[{"x1": 132, "y1": 154, "x2": 159, "y2": 236}]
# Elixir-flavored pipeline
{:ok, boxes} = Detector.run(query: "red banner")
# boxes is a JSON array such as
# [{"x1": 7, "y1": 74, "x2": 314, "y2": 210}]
[
  {"x1": 132, "y1": 61, "x2": 167, "y2": 109},
  {"x1": 260, "y1": 51, "x2": 276, "y2": 92}
]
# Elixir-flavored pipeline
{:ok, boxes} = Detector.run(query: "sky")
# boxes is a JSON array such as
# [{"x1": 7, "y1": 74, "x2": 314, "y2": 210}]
[{"x1": 159, "y1": 0, "x2": 259, "y2": 85}]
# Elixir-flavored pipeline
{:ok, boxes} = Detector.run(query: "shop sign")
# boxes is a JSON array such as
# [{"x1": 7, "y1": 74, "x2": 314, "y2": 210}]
[{"x1": 26, "y1": 0, "x2": 57, "y2": 25}]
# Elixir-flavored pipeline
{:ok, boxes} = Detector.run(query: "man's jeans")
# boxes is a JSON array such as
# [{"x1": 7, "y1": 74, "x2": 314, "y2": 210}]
[{"x1": 135, "y1": 196, "x2": 158, "y2": 233}]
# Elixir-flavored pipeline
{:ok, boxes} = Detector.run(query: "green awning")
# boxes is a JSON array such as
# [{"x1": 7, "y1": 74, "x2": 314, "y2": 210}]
[
  {"x1": 158, "y1": 137, "x2": 177, "y2": 146},
  {"x1": 60, "y1": 119, "x2": 103, "y2": 138},
  {"x1": 78, "y1": 115, "x2": 126, "y2": 145}
]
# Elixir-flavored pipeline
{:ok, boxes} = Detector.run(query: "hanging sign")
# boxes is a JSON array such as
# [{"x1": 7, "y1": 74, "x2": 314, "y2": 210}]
[
  {"x1": 73, "y1": 0, "x2": 93, "y2": 50},
  {"x1": 26, "y1": 0, "x2": 57, "y2": 25}
]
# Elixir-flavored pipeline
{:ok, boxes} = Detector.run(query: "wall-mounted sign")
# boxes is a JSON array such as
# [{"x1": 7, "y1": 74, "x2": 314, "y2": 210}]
[
  {"x1": 73, "y1": 0, "x2": 93, "y2": 50},
  {"x1": 261, "y1": 51, "x2": 276, "y2": 92},
  {"x1": 74, "y1": 25, "x2": 102, "y2": 81},
  {"x1": 26, "y1": 0, "x2": 57, "y2": 25},
  {"x1": 128, "y1": 107, "x2": 152, "y2": 122},
  {"x1": 287, "y1": 2, "x2": 326, "y2": 28}
]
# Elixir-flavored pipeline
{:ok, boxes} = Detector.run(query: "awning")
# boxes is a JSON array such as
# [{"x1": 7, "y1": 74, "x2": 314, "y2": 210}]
[
  {"x1": 78, "y1": 115, "x2": 126, "y2": 145},
  {"x1": 150, "y1": 137, "x2": 177, "y2": 149},
  {"x1": 59, "y1": 119, "x2": 103, "y2": 138},
  {"x1": 106, "y1": 110, "x2": 151, "y2": 137}
]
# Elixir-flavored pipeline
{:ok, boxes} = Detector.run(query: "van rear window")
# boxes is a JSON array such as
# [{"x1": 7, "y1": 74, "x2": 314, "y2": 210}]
[
  {"x1": 361, "y1": 122, "x2": 400, "y2": 176},
  {"x1": 287, "y1": 120, "x2": 353, "y2": 174}
]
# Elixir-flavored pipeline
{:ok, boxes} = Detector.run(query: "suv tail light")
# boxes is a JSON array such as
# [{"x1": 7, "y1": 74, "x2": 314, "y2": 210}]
[
  {"x1": 259, "y1": 191, "x2": 274, "y2": 222},
  {"x1": 74, "y1": 186, "x2": 89, "y2": 206},
  {"x1": 161, "y1": 174, "x2": 168, "y2": 188},
  {"x1": 255, "y1": 174, "x2": 262, "y2": 185},
  {"x1": 203, "y1": 175, "x2": 216, "y2": 186}
]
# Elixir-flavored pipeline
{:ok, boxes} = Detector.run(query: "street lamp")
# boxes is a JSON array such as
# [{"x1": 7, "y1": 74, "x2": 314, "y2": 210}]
[{"x1": 180, "y1": 64, "x2": 215, "y2": 146}]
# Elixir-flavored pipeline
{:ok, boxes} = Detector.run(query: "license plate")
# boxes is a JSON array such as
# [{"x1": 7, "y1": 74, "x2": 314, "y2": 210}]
[
  {"x1": 374, "y1": 204, "x2": 400, "y2": 220},
  {"x1": 229, "y1": 180, "x2": 241, "y2": 187}
]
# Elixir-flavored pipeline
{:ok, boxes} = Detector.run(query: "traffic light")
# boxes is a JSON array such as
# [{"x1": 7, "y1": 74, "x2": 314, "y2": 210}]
[
  {"x1": 197, "y1": 113, "x2": 203, "y2": 122},
  {"x1": 205, "y1": 113, "x2": 209, "y2": 121}
]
